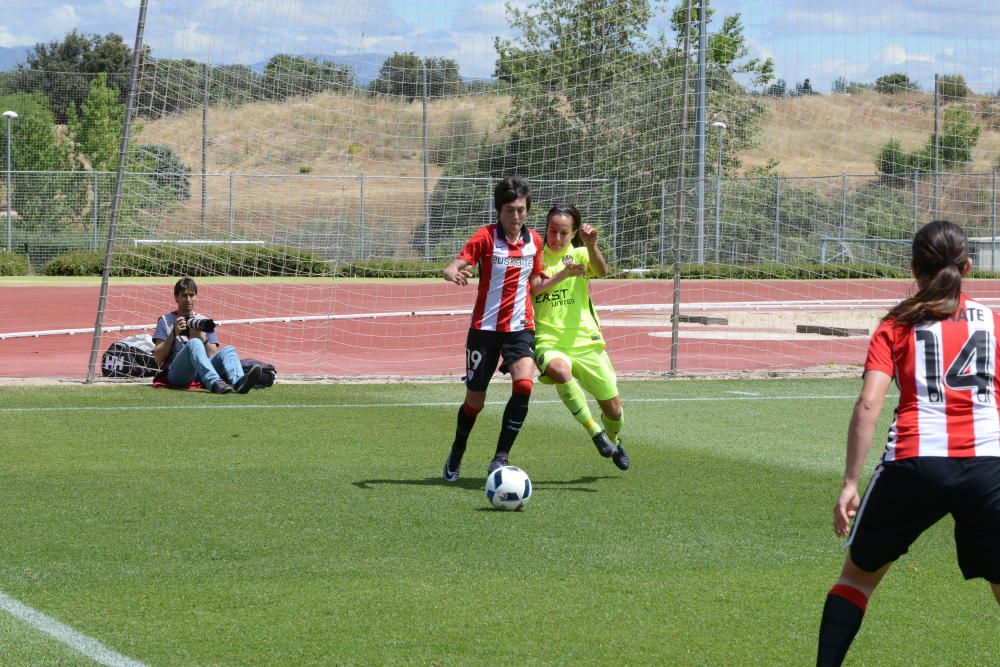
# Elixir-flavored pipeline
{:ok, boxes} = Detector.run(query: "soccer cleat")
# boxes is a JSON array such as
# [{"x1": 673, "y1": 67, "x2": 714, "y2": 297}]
[
  {"x1": 612, "y1": 442, "x2": 630, "y2": 471},
  {"x1": 443, "y1": 452, "x2": 462, "y2": 483},
  {"x1": 486, "y1": 455, "x2": 509, "y2": 476},
  {"x1": 211, "y1": 379, "x2": 234, "y2": 394},
  {"x1": 234, "y1": 364, "x2": 263, "y2": 394},
  {"x1": 592, "y1": 431, "x2": 615, "y2": 458}
]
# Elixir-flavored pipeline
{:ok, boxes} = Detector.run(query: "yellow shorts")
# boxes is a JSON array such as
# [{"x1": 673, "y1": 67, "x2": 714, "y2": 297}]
[{"x1": 535, "y1": 346, "x2": 619, "y2": 402}]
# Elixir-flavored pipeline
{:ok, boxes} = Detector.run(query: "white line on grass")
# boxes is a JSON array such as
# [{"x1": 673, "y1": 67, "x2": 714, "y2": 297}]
[
  {"x1": 0, "y1": 590, "x2": 148, "y2": 667},
  {"x1": 0, "y1": 394, "x2": 861, "y2": 414}
]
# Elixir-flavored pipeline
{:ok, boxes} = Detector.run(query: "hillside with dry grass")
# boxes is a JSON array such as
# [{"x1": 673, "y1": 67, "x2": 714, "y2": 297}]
[
  {"x1": 129, "y1": 89, "x2": 1000, "y2": 238},
  {"x1": 135, "y1": 89, "x2": 1000, "y2": 181},
  {"x1": 136, "y1": 92, "x2": 509, "y2": 177},
  {"x1": 742, "y1": 90, "x2": 1000, "y2": 176}
]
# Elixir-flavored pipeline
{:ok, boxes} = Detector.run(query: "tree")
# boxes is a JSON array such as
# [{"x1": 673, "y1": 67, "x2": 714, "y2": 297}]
[
  {"x1": 876, "y1": 106, "x2": 980, "y2": 178},
  {"x1": 135, "y1": 58, "x2": 204, "y2": 117},
  {"x1": 68, "y1": 73, "x2": 123, "y2": 171},
  {"x1": 874, "y1": 73, "x2": 918, "y2": 95},
  {"x1": 935, "y1": 106, "x2": 980, "y2": 168},
  {"x1": 794, "y1": 78, "x2": 814, "y2": 96},
  {"x1": 22, "y1": 31, "x2": 135, "y2": 122},
  {"x1": 428, "y1": 0, "x2": 770, "y2": 263},
  {"x1": 937, "y1": 74, "x2": 970, "y2": 101},
  {"x1": 369, "y1": 52, "x2": 465, "y2": 101},
  {"x1": 260, "y1": 55, "x2": 355, "y2": 101},
  {"x1": 765, "y1": 78, "x2": 786, "y2": 97},
  {"x1": 0, "y1": 92, "x2": 85, "y2": 238}
]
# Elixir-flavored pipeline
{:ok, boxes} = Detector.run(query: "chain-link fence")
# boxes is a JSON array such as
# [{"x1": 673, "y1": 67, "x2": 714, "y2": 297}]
[{"x1": 2, "y1": 169, "x2": 998, "y2": 271}]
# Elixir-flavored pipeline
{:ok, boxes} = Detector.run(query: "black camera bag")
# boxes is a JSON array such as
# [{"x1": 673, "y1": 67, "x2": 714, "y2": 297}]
[{"x1": 101, "y1": 334, "x2": 160, "y2": 378}]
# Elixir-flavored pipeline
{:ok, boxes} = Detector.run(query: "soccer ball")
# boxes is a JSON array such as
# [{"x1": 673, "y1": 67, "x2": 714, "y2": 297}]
[{"x1": 485, "y1": 465, "x2": 532, "y2": 511}]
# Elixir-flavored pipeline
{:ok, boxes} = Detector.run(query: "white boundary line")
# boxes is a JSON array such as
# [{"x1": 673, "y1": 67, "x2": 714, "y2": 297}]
[
  {"x1": 0, "y1": 394, "x2": 862, "y2": 414},
  {"x1": 15, "y1": 296, "x2": 1000, "y2": 341},
  {"x1": 0, "y1": 590, "x2": 148, "y2": 667}
]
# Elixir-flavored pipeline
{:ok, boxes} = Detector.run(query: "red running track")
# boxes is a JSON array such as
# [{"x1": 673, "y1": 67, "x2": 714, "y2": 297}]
[{"x1": 6, "y1": 279, "x2": 1000, "y2": 380}]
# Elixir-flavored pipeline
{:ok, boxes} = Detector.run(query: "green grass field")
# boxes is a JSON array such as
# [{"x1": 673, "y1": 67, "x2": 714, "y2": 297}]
[{"x1": 1, "y1": 378, "x2": 996, "y2": 666}]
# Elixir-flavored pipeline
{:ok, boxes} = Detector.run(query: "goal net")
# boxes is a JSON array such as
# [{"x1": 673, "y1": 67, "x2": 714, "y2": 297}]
[{"x1": 68, "y1": 0, "x2": 1000, "y2": 380}]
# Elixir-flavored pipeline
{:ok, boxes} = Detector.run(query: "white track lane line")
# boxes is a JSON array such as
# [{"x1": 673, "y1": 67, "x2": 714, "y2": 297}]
[
  {"x1": 0, "y1": 590, "x2": 148, "y2": 667},
  {"x1": 0, "y1": 394, "x2": 861, "y2": 414}
]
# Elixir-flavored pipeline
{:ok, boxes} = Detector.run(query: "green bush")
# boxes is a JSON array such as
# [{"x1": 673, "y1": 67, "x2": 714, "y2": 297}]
[
  {"x1": 334, "y1": 259, "x2": 444, "y2": 278},
  {"x1": 0, "y1": 250, "x2": 30, "y2": 275},
  {"x1": 45, "y1": 244, "x2": 334, "y2": 277},
  {"x1": 44, "y1": 250, "x2": 103, "y2": 276},
  {"x1": 610, "y1": 262, "x2": 918, "y2": 280}
]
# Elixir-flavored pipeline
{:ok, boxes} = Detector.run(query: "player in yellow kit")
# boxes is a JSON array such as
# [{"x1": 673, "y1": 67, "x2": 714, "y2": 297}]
[{"x1": 532, "y1": 204, "x2": 629, "y2": 470}]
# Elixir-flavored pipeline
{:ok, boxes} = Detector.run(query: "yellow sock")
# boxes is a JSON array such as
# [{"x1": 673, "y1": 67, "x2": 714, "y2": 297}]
[{"x1": 556, "y1": 379, "x2": 602, "y2": 437}]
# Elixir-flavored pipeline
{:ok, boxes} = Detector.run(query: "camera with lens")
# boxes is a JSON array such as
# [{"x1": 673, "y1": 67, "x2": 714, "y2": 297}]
[{"x1": 185, "y1": 315, "x2": 216, "y2": 333}]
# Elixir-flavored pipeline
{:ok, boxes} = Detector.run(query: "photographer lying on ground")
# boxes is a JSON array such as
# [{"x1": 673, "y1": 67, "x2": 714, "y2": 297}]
[{"x1": 152, "y1": 277, "x2": 262, "y2": 394}]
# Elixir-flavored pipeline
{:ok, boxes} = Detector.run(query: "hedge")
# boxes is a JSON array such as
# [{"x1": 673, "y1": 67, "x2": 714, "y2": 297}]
[
  {"x1": 42, "y1": 247, "x2": 1000, "y2": 281},
  {"x1": 0, "y1": 250, "x2": 30, "y2": 276}
]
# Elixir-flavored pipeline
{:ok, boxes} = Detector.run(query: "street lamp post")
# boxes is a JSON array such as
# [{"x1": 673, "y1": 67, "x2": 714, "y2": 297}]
[
  {"x1": 711, "y1": 121, "x2": 727, "y2": 262},
  {"x1": 3, "y1": 110, "x2": 18, "y2": 253}
]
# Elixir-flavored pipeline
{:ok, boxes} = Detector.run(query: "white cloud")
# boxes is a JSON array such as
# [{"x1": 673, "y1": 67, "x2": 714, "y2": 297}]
[
  {"x1": 451, "y1": 1, "x2": 509, "y2": 33},
  {"x1": 48, "y1": 5, "x2": 81, "y2": 35},
  {"x1": 170, "y1": 22, "x2": 216, "y2": 56},
  {"x1": 0, "y1": 28, "x2": 20, "y2": 49},
  {"x1": 875, "y1": 44, "x2": 934, "y2": 67}
]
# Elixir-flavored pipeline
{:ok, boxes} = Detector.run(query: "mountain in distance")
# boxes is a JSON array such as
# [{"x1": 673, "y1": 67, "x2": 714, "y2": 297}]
[{"x1": 0, "y1": 46, "x2": 31, "y2": 72}]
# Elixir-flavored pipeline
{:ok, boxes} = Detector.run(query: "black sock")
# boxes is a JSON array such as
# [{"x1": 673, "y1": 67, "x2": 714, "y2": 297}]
[
  {"x1": 817, "y1": 586, "x2": 867, "y2": 667},
  {"x1": 451, "y1": 403, "x2": 479, "y2": 464},
  {"x1": 495, "y1": 392, "x2": 529, "y2": 459}
]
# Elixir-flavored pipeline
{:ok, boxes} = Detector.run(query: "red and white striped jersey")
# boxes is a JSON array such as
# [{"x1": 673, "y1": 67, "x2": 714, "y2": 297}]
[
  {"x1": 866, "y1": 294, "x2": 1000, "y2": 460},
  {"x1": 457, "y1": 223, "x2": 543, "y2": 332}
]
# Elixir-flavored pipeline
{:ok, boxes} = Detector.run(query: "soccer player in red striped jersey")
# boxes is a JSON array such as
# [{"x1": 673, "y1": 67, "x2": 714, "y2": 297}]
[
  {"x1": 441, "y1": 175, "x2": 581, "y2": 481},
  {"x1": 817, "y1": 220, "x2": 1000, "y2": 666}
]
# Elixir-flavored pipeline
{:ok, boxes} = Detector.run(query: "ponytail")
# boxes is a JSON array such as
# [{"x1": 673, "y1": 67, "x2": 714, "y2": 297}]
[{"x1": 883, "y1": 220, "x2": 968, "y2": 326}]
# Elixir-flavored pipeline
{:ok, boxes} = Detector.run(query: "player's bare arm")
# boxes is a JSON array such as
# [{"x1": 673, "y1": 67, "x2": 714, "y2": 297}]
[
  {"x1": 580, "y1": 223, "x2": 609, "y2": 277},
  {"x1": 444, "y1": 258, "x2": 474, "y2": 286},
  {"x1": 834, "y1": 369, "x2": 891, "y2": 536}
]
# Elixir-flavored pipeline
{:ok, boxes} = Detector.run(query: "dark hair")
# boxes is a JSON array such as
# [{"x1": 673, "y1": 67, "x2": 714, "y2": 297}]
[
  {"x1": 546, "y1": 204, "x2": 583, "y2": 248},
  {"x1": 883, "y1": 220, "x2": 969, "y2": 326},
  {"x1": 493, "y1": 174, "x2": 531, "y2": 213},
  {"x1": 174, "y1": 277, "x2": 198, "y2": 296}
]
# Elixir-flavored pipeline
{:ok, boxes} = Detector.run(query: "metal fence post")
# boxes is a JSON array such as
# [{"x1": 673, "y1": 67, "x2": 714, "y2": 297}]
[
  {"x1": 913, "y1": 171, "x2": 920, "y2": 232},
  {"x1": 774, "y1": 175, "x2": 781, "y2": 263},
  {"x1": 610, "y1": 179, "x2": 618, "y2": 262},
  {"x1": 840, "y1": 173, "x2": 847, "y2": 237},
  {"x1": 228, "y1": 173, "x2": 235, "y2": 239},
  {"x1": 359, "y1": 174, "x2": 366, "y2": 259},
  {"x1": 992, "y1": 170, "x2": 997, "y2": 270},
  {"x1": 659, "y1": 179, "x2": 666, "y2": 265},
  {"x1": 487, "y1": 178, "x2": 494, "y2": 226},
  {"x1": 92, "y1": 170, "x2": 100, "y2": 250},
  {"x1": 422, "y1": 65, "x2": 430, "y2": 261}
]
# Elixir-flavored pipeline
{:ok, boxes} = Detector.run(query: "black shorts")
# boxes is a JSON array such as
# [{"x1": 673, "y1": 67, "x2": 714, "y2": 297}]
[
  {"x1": 847, "y1": 456, "x2": 1000, "y2": 583},
  {"x1": 464, "y1": 328, "x2": 535, "y2": 391}
]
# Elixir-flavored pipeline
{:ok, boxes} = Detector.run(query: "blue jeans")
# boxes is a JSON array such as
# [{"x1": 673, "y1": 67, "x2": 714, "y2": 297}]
[{"x1": 167, "y1": 339, "x2": 244, "y2": 387}]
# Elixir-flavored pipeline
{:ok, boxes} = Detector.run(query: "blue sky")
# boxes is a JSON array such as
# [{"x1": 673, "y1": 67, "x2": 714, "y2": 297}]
[{"x1": 1, "y1": 0, "x2": 997, "y2": 93}]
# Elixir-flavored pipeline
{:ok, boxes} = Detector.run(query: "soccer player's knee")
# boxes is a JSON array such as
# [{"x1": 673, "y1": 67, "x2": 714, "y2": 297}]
[{"x1": 512, "y1": 378, "x2": 533, "y2": 397}]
